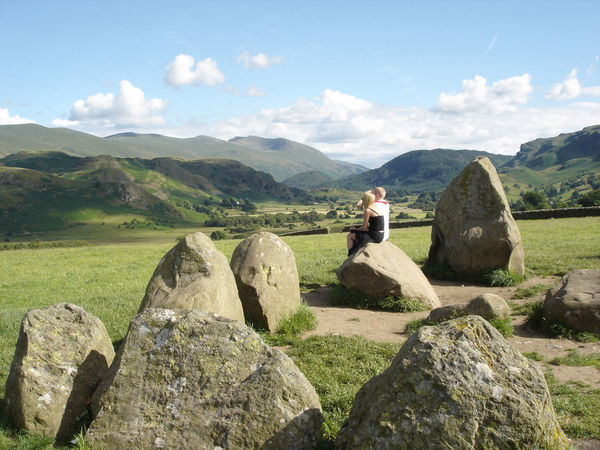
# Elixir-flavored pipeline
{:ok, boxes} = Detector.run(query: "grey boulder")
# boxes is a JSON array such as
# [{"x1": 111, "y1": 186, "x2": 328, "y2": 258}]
[
  {"x1": 231, "y1": 232, "x2": 301, "y2": 332},
  {"x1": 5, "y1": 303, "x2": 114, "y2": 442},
  {"x1": 337, "y1": 241, "x2": 440, "y2": 309},
  {"x1": 86, "y1": 308, "x2": 323, "y2": 449},
  {"x1": 428, "y1": 156, "x2": 525, "y2": 276},
  {"x1": 336, "y1": 315, "x2": 568, "y2": 449},
  {"x1": 428, "y1": 293, "x2": 511, "y2": 322},
  {"x1": 544, "y1": 269, "x2": 600, "y2": 333},
  {"x1": 138, "y1": 232, "x2": 245, "y2": 322}
]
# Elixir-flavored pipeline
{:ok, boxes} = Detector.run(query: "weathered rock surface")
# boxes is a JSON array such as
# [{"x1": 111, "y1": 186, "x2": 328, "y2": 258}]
[
  {"x1": 86, "y1": 309, "x2": 323, "y2": 449},
  {"x1": 5, "y1": 303, "x2": 114, "y2": 442},
  {"x1": 231, "y1": 232, "x2": 301, "y2": 332},
  {"x1": 544, "y1": 269, "x2": 600, "y2": 333},
  {"x1": 335, "y1": 315, "x2": 568, "y2": 450},
  {"x1": 138, "y1": 232, "x2": 244, "y2": 322},
  {"x1": 337, "y1": 241, "x2": 440, "y2": 309},
  {"x1": 428, "y1": 293, "x2": 510, "y2": 322},
  {"x1": 428, "y1": 156, "x2": 525, "y2": 276}
]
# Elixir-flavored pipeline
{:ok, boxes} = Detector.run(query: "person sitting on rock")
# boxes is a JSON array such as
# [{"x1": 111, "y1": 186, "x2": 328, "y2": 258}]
[
  {"x1": 356, "y1": 186, "x2": 390, "y2": 241},
  {"x1": 347, "y1": 191, "x2": 385, "y2": 256}
]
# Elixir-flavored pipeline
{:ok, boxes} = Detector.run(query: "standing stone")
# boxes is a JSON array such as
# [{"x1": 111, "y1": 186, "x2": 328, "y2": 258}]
[
  {"x1": 337, "y1": 241, "x2": 440, "y2": 309},
  {"x1": 336, "y1": 315, "x2": 568, "y2": 449},
  {"x1": 544, "y1": 269, "x2": 600, "y2": 333},
  {"x1": 86, "y1": 309, "x2": 323, "y2": 449},
  {"x1": 230, "y1": 232, "x2": 301, "y2": 332},
  {"x1": 5, "y1": 303, "x2": 115, "y2": 442},
  {"x1": 428, "y1": 156, "x2": 525, "y2": 276},
  {"x1": 138, "y1": 232, "x2": 244, "y2": 322}
]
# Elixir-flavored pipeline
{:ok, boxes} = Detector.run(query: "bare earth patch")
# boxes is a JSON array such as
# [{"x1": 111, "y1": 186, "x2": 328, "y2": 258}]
[
  {"x1": 301, "y1": 276, "x2": 600, "y2": 449},
  {"x1": 301, "y1": 276, "x2": 600, "y2": 388}
]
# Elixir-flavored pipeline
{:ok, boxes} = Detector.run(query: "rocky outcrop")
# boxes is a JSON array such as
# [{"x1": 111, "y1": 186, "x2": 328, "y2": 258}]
[
  {"x1": 428, "y1": 156, "x2": 525, "y2": 276},
  {"x1": 5, "y1": 303, "x2": 114, "y2": 442},
  {"x1": 230, "y1": 232, "x2": 301, "y2": 332},
  {"x1": 544, "y1": 269, "x2": 600, "y2": 333},
  {"x1": 336, "y1": 315, "x2": 568, "y2": 449},
  {"x1": 428, "y1": 293, "x2": 510, "y2": 322},
  {"x1": 336, "y1": 241, "x2": 440, "y2": 309},
  {"x1": 86, "y1": 309, "x2": 323, "y2": 449},
  {"x1": 138, "y1": 232, "x2": 245, "y2": 322}
]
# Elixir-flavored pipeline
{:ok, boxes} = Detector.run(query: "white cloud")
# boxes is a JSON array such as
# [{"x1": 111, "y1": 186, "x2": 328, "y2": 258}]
[
  {"x1": 237, "y1": 51, "x2": 283, "y2": 70},
  {"x1": 166, "y1": 82, "x2": 599, "y2": 168},
  {"x1": 0, "y1": 108, "x2": 35, "y2": 125},
  {"x1": 546, "y1": 69, "x2": 582, "y2": 100},
  {"x1": 52, "y1": 118, "x2": 79, "y2": 127},
  {"x1": 546, "y1": 68, "x2": 600, "y2": 100},
  {"x1": 246, "y1": 85, "x2": 266, "y2": 97},
  {"x1": 67, "y1": 80, "x2": 166, "y2": 127},
  {"x1": 165, "y1": 54, "x2": 225, "y2": 87},
  {"x1": 434, "y1": 74, "x2": 532, "y2": 113}
]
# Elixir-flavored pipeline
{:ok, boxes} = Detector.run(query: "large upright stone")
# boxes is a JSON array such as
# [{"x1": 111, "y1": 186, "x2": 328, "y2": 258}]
[
  {"x1": 230, "y1": 232, "x2": 301, "y2": 332},
  {"x1": 335, "y1": 315, "x2": 568, "y2": 449},
  {"x1": 86, "y1": 309, "x2": 323, "y2": 449},
  {"x1": 138, "y1": 232, "x2": 244, "y2": 322},
  {"x1": 544, "y1": 269, "x2": 600, "y2": 333},
  {"x1": 428, "y1": 156, "x2": 525, "y2": 276},
  {"x1": 5, "y1": 303, "x2": 115, "y2": 442},
  {"x1": 336, "y1": 241, "x2": 440, "y2": 309}
]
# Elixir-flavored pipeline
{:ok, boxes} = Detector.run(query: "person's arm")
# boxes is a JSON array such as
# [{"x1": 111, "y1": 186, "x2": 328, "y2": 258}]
[{"x1": 359, "y1": 209, "x2": 371, "y2": 231}]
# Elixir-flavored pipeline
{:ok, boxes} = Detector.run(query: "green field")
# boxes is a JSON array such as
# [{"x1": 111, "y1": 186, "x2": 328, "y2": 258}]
[{"x1": 1, "y1": 217, "x2": 599, "y2": 447}]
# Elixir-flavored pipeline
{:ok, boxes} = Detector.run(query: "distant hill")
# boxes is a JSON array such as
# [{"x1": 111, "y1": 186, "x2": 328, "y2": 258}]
[
  {"x1": 228, "y1": 136, "x2": 367, "y2": 179},
  {"x1": 282, "y1": 170, "x2": 336, "y2": 189},
  {"x1": 334, "y1": 149, "x2": 513, "y2": 193},
  {"x1": 497, "y1": 125, "x2": 600, "y2": 202},
  {"x1": 0, "y1": 151, "x2": 310, "y2": 233},
  {"x1": 0, "y1": 124, "x2": 368, "y2": 182}
]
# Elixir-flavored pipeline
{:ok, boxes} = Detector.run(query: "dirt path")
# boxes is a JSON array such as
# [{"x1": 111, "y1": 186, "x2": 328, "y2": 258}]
[{"x1": 301, "y1": 276, "x2": 600, "y2": 389}]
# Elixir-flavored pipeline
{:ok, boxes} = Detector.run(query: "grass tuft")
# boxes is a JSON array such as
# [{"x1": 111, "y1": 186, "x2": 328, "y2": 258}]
[
  {"x1": 329, "y1": 284, "x2": 427, "y2": 312},
  {"x1": 404, "y1": 318, "x2": 436, "y2": 335},
  {"x1": 487, "y1": 268, "x2": 524, "y2": 287},
  {"x1": 489, "y1": 317, "x2": 514, "y2": 337},
  {"x1": 549, "y1": 349, "x2": 600, "y2": 370},
  {"x1": 512, "y1": 284, "x2": 552, "y2": 299},
  {"x1": 547, "y1": 323, "x2": 600, "y2": 343},
  {"x1": 258, "y1": 302, "x2": 317, "y2": 347},
  {"x1": 522, "y1": 351, "x2": 544, "y2": 361}
]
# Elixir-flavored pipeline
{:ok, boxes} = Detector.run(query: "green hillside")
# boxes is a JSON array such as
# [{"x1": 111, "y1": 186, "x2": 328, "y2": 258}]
[
  {"x1": 334, "y1": 149, "x2": 512, "y2": 194},
  {"x1": 282, "y1": 170, "x2": 336, "y2": 189},
  {"x1": 0, "y1": 152, "x2": 311, "y2": 233},
  {"x1": 499, "y1": 125, "x2": 600, "y2": 203}
]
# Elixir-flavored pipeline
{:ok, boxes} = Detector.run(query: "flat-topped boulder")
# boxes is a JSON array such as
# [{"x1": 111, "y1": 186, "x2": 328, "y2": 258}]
[
  {"x1": 231, "y1": 232, "x2": 301, "y2": 332},
  {"x1": 544, "y1": 269, "x2": 600, "y2": 333},
  {"x1": 428, "y1": 293, "x2": 510, "y2": 322},
  {"x1": 428, "y1": 156, "x2": 525, "y2": 277},
  {"x1": 335, "y1": 315, "x2": 568, "y2": 449},
  {"x1": 336, "y1": 241, "x2": 440, "y2": 309},
  {"x1": 138, "y1": 232, "x2": 244, "y2": 322},
  {"x1": 5, "y1": 303, "x2": 114, "y2": 442},
  {"x1": 86, "y1": 308, "x2": 323, "y2": 449}
]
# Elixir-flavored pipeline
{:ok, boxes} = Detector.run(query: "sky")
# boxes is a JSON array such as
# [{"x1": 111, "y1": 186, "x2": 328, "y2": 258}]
[{"x1": 1, "y1": 0, "x2": 600, "y2": 168}]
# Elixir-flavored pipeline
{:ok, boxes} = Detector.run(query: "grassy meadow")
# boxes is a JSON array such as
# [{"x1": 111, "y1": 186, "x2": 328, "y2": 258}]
[{"x1": 1, "y1": 216, "x2": 599, "y2": 447}]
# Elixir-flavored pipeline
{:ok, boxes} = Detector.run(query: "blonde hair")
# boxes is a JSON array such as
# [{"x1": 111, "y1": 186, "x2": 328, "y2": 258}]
[
  {"x1": 362, "y1": 191, "x2": 375, "y2": 210},
  {"x1": 373, "y1": 186, "x2": 386, "y2": 200}
]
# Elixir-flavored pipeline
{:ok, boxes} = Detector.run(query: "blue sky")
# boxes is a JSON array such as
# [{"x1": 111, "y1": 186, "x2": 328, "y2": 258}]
[{"x1": 1, "y1": 0, "x2": 599, "y2": 167}]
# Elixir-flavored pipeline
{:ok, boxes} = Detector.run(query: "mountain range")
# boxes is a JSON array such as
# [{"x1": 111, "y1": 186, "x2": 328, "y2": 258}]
[
  {"x1": 0, "y1": 123, "x2": 598, "y2": 233},
  {"x1": 0, "y1": 124, "x2": 366, "y2": 182}
]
